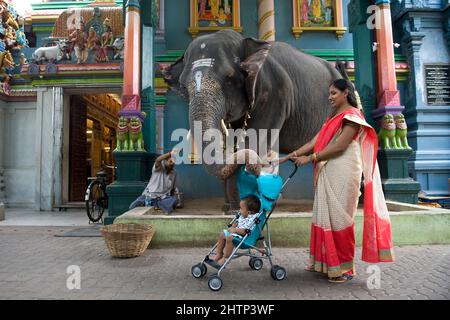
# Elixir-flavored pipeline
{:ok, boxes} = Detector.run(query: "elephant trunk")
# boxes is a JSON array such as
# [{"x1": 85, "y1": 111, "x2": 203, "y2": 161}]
[{"x1": 187, "y1": 77, "x2": 230, "y2": 179}]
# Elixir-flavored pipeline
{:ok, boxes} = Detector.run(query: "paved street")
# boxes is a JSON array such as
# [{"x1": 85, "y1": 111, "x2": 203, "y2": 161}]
[{"x1": 0, "y1": 226, "x2": 448, "y2": 300}]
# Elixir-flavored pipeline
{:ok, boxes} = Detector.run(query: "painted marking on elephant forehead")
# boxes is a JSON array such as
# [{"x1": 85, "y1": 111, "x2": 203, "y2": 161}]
[
  {"x1": 192, "y1": 58, "x2": 214, "y2": 70},
  {"x1": 194, "y1": 70, "x2": 203, "y2": 93}
]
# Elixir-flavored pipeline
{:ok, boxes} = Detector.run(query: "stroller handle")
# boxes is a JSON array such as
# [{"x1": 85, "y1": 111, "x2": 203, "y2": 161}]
[{"x1": 288, "y1": 159, "x2": 298, "y2": 179}]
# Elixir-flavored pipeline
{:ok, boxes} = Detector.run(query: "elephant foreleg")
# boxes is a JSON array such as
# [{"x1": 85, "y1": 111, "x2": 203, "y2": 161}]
[{"x1": 225, "y1": 174, "x2": 240, "y2": 213}]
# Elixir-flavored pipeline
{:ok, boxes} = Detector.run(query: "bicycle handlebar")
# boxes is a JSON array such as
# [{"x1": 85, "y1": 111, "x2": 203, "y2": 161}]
[{"x1": 102, "y1": 164, "x2": 117, "y2": 170}]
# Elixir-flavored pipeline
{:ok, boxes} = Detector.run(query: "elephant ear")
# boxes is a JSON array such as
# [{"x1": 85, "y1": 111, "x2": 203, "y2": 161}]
[
  {"x1": 241, "y1": 38, "x2": 271, "y2": 108},
  {"x1": 163, "y1": 53, "x2": 188, "y2": 100}
]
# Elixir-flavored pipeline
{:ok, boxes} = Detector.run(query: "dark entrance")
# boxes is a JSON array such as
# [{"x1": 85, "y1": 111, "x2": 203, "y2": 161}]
[{"x1": 68, "y1": 94, "x2": 120, "y2": 202}]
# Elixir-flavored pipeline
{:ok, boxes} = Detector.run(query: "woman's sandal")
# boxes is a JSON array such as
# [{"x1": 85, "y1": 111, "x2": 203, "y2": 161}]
[
  {"x1": 304, "y1": 265, "x2": 315, "y2": 272},
  {"x1": 328, "y1": 274, "x2": 354, "y2": 283}
]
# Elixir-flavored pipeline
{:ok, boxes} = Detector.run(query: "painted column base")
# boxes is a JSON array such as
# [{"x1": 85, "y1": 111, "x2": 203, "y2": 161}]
[
  {"x1": 378, "y1": 149, "x2": 421, "y2": 204},
  {"x1": 105, "y1": 151, "x2": 157, "y2": 224}
]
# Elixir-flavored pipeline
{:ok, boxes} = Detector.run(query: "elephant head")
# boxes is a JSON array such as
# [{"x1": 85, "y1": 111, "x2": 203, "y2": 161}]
[{"x1": 163, "y1": 30, "x2": 272, "y2": 179}]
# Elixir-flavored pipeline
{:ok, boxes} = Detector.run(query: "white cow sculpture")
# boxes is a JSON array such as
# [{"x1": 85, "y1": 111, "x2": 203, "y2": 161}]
[
  {"x1": 32, "y1": 40, "x2": 68, "y2": 63},
  {"x1": 112, "y1": 38, "x2": 124, "y2": 60}
]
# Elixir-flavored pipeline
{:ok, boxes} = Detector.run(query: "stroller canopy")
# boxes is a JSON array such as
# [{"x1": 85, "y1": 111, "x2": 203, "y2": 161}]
[{"x1": 236, "y1": 166, "x2": 283, "y2": 212}]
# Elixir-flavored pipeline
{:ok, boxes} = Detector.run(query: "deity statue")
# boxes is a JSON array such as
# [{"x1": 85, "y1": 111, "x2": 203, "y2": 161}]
[
  {"x1": 199, "y1": 0, "x2": 207, "y2": 19},
  {"x1": 209, "y1": 0, "x2": 220, "y2": 19},
  {"x1": 86, "y1": 27, "x2": 99, "y2": 51},
  {"x1": 217, "y1": 8, "x2": 227, "y2": 25},
  {"x1": 223, "y1": 0, "x2": 231, "y2": 15},
  {"x1": 96, "y1": 18, "x2": 113, "y2": 62},
  {"x1": 4, "y1": 26, "x2": 14, "y2": 47},
  {"x1": 301, "y1": 0, "x2": 309, "y2": 23},
  {"x1": 18, "y1": 53, "x2": 27, "y2": 71},
  {"x1": 0, "y1": 50, "x2": 14, "y2": 93},
  {"x1": 324, "y1": 0, "x2": 333, "y2": 23},
  {"x1": 68, "y1": 19, "x2": 88, "y2": 64},
  {"x1": 311, "y1": 0, "x2": 323, "y2": 20}
]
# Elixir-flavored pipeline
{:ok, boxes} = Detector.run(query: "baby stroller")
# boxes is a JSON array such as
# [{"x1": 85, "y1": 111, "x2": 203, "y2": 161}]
[{"x1": 191, "y1": 162, "x2": 298, "y2": 291}]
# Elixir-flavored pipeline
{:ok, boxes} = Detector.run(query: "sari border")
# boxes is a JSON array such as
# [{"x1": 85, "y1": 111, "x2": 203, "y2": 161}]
[{"x1": 309, "y1": 255, "x2": 355, "y2": 278}]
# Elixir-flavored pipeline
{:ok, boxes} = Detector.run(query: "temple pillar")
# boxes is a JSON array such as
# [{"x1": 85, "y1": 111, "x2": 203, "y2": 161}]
[
  {"x1": 258, "y1": 0, "x2": 275, "y2": 41},
  {"x1": 105, "y1": 0, "x2": 153, "y2": 224},
  {"x1": 371, "y1": 0, "x2": 420, "y2": 203},
  {"x1": 348, "y1": 0, "x2": 378, "y2": 128}
]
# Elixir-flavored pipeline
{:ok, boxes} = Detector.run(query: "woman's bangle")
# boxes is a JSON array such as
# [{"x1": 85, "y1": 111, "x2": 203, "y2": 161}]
[
  {"x1": 293, "y1": 151, "x2": 298, "y2": 157},
  {"x1": 310, "y1": 152, "x2": 317, "y2": 162}
]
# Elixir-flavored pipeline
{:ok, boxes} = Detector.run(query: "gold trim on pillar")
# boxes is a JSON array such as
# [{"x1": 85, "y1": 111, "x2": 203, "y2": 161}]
[
  {"x1": 292, "y1": 0, "x2": 347, "y2": 40},
  {"x1": 188, "y1": 0, "x2": 243, "y2": 37},
  {"x1": 258, "y1": 10, "x2": 275, "y2": 27}
]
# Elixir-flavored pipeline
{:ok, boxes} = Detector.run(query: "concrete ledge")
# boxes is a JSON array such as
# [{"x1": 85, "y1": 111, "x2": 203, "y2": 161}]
[{"x1": 114, "y1": 206, "x2": 450, "y2": 248}]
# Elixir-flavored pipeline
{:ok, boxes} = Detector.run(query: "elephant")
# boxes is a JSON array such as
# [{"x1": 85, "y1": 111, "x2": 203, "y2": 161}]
[{"x1": 163, "y1": 29, "x2": 346, "y2": 212}]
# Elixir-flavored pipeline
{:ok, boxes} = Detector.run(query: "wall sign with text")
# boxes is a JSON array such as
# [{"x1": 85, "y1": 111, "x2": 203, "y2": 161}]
[{"x1": 425, "y1": 64, "x2": 450, "y2": 106}]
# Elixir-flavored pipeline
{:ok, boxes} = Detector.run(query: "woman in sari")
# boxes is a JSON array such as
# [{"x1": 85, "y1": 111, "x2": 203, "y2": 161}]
[{"x1": 280, "y1": 79, "x2": 395, "y2": 283}]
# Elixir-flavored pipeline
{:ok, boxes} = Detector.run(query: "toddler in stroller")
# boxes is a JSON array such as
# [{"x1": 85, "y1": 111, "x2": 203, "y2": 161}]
[
  {"x1": 214, "y1": 195, "x2": 261, "y2": 266},
  {"x1": 191, "y1": 162, "x2": 298, "y2": 291}
]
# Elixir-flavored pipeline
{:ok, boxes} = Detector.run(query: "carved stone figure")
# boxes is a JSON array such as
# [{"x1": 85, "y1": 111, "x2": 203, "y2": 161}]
[
  {"x1": 115, "y1": 116, "x2": 130, "y2": 151},
  {"x1": 378, "y1": 114, "x2": 398, "y2": 149},
  {"x1": 394, "y1": 114, "x2": 412, "y2": 150},
  {"x1": 129, "y1": 116, "x2": 145, "y2": 151}
]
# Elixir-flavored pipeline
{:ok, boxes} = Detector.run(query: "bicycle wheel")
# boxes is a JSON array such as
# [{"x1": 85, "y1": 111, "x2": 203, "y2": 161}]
[{"x1": 85, "y1": 181, "x2": 106, "y2": 223}]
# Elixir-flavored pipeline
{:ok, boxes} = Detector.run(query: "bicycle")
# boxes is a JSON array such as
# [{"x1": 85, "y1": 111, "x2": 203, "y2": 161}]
[{"x1": 85, "y1": 164, "x2": 116, "y2": 223}]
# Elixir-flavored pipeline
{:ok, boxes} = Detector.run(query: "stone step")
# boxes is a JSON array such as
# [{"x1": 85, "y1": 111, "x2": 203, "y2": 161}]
[{"x1": 113, "y1": 204, "x2": 450, "y2": 248}]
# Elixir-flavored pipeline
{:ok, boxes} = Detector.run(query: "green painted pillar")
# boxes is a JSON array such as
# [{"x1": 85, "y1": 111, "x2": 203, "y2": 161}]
[
  {"x1": 378, "y1": 149, "x2": 421, "y2": 203},
  {"x1": 105, "y1": 151, "x2": 151, "y2": 225},
  {"x1": 348, "y1": 0, "x2": 378, "y2": 129},
  {"x1": 141, "y1": 0, "x2": 157, "y2": 156}
]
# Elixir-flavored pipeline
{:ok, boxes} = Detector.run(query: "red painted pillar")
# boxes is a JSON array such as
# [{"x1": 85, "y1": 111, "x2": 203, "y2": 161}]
[
  {"x1": 372, "y1": 0, "x2": 403, "y2": 119},
  {"x1": 120, "y1": 0, "x2": 143, "y2": 119}
]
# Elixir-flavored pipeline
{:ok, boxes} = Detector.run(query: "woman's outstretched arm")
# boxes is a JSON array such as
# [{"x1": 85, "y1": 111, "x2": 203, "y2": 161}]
[
  {"x1": 293, "y1": 122, "x2": 360, "y2": 166},
  {"x1": 279, "y1": 132, "x2": 320, "y2": 164}
]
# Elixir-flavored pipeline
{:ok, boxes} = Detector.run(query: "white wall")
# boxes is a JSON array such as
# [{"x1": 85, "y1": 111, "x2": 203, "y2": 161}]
[
  {"x1": 35, "y1": 87, "x2": 64, "y2": 211},
  {"x1": 0, "y1": 100, "x2": 37, "y2": 207}
]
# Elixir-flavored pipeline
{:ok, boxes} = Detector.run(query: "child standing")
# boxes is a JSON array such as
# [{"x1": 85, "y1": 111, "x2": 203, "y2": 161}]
[{"x1": 214, "y1": 195, "x2": 261, "y2": 265}]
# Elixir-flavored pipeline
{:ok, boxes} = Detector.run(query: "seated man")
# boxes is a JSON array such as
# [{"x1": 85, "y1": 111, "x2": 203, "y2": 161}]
[{"x1": 129, "y1": 150, "x2": 178, "y2": 214}]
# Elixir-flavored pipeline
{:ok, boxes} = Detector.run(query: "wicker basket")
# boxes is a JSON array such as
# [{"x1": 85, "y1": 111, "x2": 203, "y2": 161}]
[{"x1": 101, "y1": 224, "x2": 155, "y2": 258}]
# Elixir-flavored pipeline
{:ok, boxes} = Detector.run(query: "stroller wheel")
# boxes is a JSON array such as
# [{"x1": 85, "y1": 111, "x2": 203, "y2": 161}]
[
  {"x1": 191, "y1": 263, "x2": 207, "y2": 278},
  {"x1": 249, "y1": 257, "x2": 263, "y2": 271},
  {"x1": 271, "y1": 265, "x2": 286, "y2": 281},
  {"x1": 208, "y1": 274, "x2": 223, "y2": 291}
]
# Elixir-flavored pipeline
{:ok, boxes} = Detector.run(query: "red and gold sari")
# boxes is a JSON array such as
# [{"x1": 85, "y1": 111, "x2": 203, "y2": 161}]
[{"x1": 309, "y1": 107, "x2": 395, "y2": 278}]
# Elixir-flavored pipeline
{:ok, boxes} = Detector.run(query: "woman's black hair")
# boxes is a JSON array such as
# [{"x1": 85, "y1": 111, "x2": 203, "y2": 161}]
[
  {"x1": 330, "y1": 78, "x2": 358, "y2": 108},
  {"x1": 243, "y1": 195, "x2": 261, "y2": 214}
]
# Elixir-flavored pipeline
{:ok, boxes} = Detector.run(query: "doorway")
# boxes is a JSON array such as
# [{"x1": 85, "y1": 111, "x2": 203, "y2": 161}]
[{"x1": 68, "y1": 94, "x2": 121, "y2": 202}]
